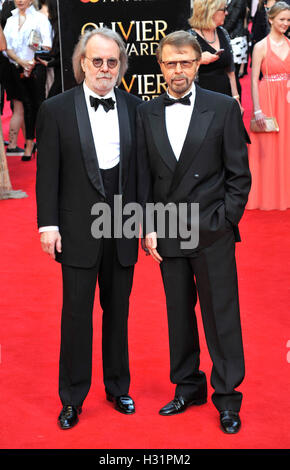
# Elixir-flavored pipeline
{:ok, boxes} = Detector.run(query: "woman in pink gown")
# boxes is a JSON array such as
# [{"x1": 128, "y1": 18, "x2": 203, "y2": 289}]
[{"x1": 247, "y1": 2, "x2": 290, "y2": 210}]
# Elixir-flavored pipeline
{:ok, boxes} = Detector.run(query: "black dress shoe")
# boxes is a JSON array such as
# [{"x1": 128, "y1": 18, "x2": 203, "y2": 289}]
[
  {"x1": 159, "y1": 395, "x2": 207, "y2": 416},
  {"x1": 220, "y1": 411, "x2": 241, "y2": 434},
  {"x1": 106, "y1": 393, "x2": 135, "y2": 414},
  {"x1": 58, "y1": 405, "x2": 82, "y2": 430}
]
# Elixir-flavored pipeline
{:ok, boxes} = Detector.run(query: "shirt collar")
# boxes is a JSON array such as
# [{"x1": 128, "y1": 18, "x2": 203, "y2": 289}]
[
  {"x1": 83, "y1": 81, "x2": 116, "y2": 101},
  {"x1": 12, "y1": 5, "x2": 36, "y2": 16}
]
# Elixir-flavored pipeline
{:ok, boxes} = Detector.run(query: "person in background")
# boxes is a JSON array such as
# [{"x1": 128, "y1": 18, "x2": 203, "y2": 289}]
[
  {"x1": 4, "y1": 0, "x2": 51, "y2": 161},
  {"x1": 250, "y1": 0, "x2": 259, "y2": 17},
  {"x1": 188, "y1": 0, "x2": 243, "y2": 113},
  {"x1": 38, "y1": 0, "x2": 47, "y2": 15},
  {"x1": 1, "y1": 25, "x2": 27, "y2": 200},
  {"x1": 238, "y1": 1, "x2": 252, "y2": 78},
  {"x1": 0, "y1": 0, "x2": 25, "y2": 153},
  {"x1": 223, "y1": 0, "x2": 248, "y2": 97},
  {"x1": 247, "y1": 1, "x2": 290, "y2": 210},
  {"x1": 0, "y1": 0, "x2": 15, "y2": 23},
  {"x1": 35, "y1": 0, "x2": 61, "y2": 97},
  {"x1": 33, "y1": 0, "x2": 50, "y2": 104},
  {"x1": 251, "y1": 0, "x2": 278, "y2": 51}
]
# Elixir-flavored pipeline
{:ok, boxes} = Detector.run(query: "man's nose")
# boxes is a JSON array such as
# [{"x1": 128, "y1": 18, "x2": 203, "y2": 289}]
[
  {"x1": 100, "y1": 60, "x2": 109, "y2": 71},
  {"x1": 175, "y1": 62, "x2": 182, "y2": 73}
]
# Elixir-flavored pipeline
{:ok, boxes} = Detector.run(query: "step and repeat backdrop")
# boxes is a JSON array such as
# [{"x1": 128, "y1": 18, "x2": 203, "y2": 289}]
[{"x1": 58, "y1": 0, "x2": 191, "y2": 99}]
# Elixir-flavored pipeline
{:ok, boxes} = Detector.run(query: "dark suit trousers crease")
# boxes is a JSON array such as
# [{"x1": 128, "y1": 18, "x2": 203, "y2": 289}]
[
  {"x1": 160, "y1": 229, "x2": 245, "y2": 412},
  {"x1": 59, "y1": 164, "x2": 134, "y2": 407}
]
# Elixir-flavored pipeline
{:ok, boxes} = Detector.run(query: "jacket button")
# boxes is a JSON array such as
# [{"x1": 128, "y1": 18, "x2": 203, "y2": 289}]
[{"x1": 194, "y1": 173, "x2": 199, "y2": 178}]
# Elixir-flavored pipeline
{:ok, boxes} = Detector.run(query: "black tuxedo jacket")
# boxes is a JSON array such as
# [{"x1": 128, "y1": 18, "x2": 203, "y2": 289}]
[
  {"x1": 36, "y1": 85, "x2": 141, "y2": 268},
  {"x1": 137, "y1": 85, "x2": 251, "y2": 257}
]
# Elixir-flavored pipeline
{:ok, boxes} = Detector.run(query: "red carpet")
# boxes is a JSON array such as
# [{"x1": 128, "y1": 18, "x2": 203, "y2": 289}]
[{"x1": 0, "y1": 73, "x2": 290, "y2": 451}]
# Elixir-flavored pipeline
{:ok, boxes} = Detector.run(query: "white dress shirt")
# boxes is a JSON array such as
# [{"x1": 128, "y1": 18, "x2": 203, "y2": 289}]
[
  {"x1": 4, "y1": 5, "x2": 52, "y2": 64},
  {"x1": 83, "y1": 81, "x2": 120, "y2": 170},
  {"x1": 39, "y1": 82, "x2": 120, "y2": 233},
  {"x1": 144, "y1": 85, "x2": 197, "y2": 239},
  {"x1": 165, "y1": 84, "x2": 196, "y2": 160}
]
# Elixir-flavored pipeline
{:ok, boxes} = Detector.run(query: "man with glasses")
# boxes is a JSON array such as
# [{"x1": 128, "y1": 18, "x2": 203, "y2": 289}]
[
  {"x1": 36, "y1": 28, "x2": 141, "y2": 429},
  {"x1": 137, "y1": 31, "x2": 251, "y2": 433}
]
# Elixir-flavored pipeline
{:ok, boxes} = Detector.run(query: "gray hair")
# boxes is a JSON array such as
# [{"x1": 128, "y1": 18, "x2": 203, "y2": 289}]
[{"x1": 72, "y1": 27, "x2": 128, "y2": 85}]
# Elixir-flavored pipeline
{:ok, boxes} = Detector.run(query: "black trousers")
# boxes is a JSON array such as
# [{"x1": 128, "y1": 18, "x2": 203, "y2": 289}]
[
  {"x1": 160, "y1": 229, "x2": 245, "y2": 412},
  {"x1": 59, "y1": 165, "x2": 134, "y2": 407}
]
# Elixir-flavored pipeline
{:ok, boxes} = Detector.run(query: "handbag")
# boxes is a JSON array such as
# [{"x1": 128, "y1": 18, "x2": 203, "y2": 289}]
[
  {"x1": 28, "y1": 29, "x2": 42, "y2": 51},
  {"x1": 250, "y1": 39, "x2": 279, "y2": 133},
  {"x1": 250, "y1": 116, "x2": 279, "y2": 132}
]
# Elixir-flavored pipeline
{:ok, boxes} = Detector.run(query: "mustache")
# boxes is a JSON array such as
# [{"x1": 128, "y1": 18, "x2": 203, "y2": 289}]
[
  {"x1": 172, "y1": 75, "x2": 188, "y2": 80},
  {"x1": 96, "y1": 73, "x2": 113, "y2": 79}
]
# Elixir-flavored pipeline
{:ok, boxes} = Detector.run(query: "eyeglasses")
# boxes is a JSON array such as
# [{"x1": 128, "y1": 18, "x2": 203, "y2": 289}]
[
  {"x1": 160, "y1": 59, "x2": 199, "y2": 70},
  {"x1": 217, "y1": 7, "x2": 228, "y2": 12},
  {"x1": 85, "y1": 57, "x2": 119, "y2": 69}
]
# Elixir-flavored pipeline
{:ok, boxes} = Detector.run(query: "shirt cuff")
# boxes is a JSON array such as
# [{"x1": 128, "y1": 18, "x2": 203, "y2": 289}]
[{"x1": 39, "y1": 226, "x2": 59, "y2": 233}]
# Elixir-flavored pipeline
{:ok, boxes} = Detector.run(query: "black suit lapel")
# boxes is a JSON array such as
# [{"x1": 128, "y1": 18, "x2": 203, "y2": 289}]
[
  {"x1": 115, "y1": 88, "x2": 132, "y2": 193},
  {"x1": 74, "y1": 85, "x2": 106, "y2": 197},
  {"x1": 169, "y1": 87, "x2": 215, "y2": 195},
  {"x1": 148, "y1": 96, "x2": 178, "y2": 173}
]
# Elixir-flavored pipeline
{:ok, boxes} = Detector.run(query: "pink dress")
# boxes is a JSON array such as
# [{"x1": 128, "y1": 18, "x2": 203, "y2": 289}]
[{"x1": 247, "y1": 36, "x2": 290, "y2": 210}]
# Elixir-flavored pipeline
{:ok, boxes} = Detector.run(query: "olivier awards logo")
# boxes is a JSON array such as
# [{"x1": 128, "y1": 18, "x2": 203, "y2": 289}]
[
  {"x1": 80, "y1": 13, "x2": 169, "y2": 99},
  {"x1": 59, "y1": 0, "x2": 190, "y2": 94}
]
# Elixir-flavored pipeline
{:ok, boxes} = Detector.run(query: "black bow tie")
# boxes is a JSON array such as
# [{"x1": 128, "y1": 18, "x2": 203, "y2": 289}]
[
  {"x1": 89, "y1": 95, "x2": 115, "y2": 112},
  {"x1": 164, "y1": 92, "x2": 192, "y2": 107}
]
